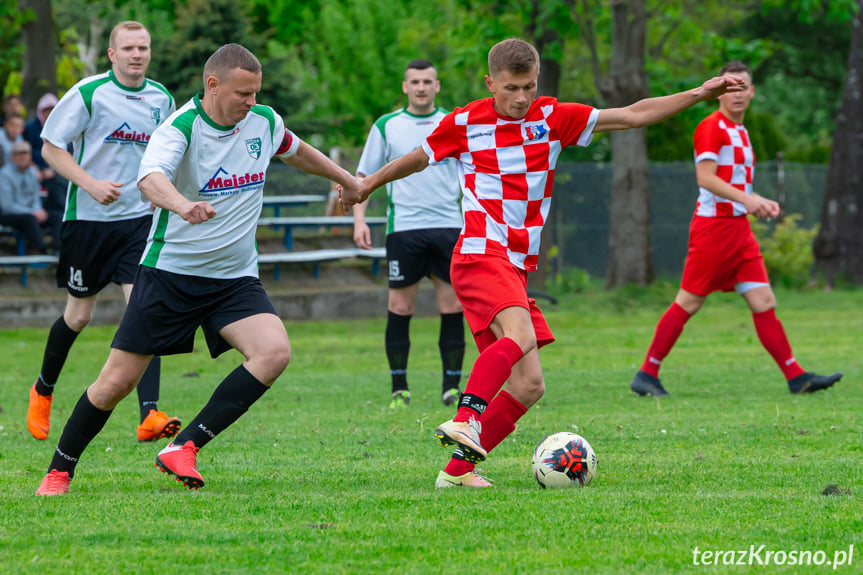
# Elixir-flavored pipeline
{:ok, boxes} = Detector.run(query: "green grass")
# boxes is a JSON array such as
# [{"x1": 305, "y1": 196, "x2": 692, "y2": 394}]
[{"x1": 0, "y1": 285, "x2": 860, "y2": 574}]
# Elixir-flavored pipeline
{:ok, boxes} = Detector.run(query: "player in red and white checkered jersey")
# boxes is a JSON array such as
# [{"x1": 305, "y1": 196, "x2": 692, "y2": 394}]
[
  {"x1": 631, "y1": 61, "x2": 842, "y2": 399},
  {"x1": 344, "y1": 39, "x2": 747, "y2": 488}
]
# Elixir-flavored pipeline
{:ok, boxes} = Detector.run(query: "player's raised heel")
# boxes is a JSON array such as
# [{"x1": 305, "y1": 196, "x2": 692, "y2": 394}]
[
  {"x1": 27, "y1": 382, "x2": 53, "y2": 440},
  {"x1": 137, "y1": 409, "x2": 182, "y2": 442},
  {"x1": 788, "y1": 372, "x2": 843, "y2": 394},
  {"x1": 630, "y1": 370, "x2": 670, "y2": 397},
  {"x1": 434, "y1": 418, "x2": 487, "y2": 463},
  {"x1": 155, "y1": 441, "x2": 204, "y2": 490}
]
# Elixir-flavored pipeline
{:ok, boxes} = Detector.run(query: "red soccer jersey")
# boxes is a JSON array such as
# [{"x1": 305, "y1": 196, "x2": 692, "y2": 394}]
[
  {"x1": 422, "y1": 96, "x2": 598, "y2": 270},
  {"x1": 693, "y1": 110, "x2": 755, "y2": 217}
]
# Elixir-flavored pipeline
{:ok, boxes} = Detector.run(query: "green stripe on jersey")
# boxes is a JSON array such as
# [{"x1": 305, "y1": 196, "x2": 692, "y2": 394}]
[
  {"x1": 142, "y1": 209, "x2": 171, "y2": 267},
  {"x1": 77, "y1": 76, "x2": 111, "y2": 116},
  {"x1": 374, "y1": 109, "x2": 403, "y2": 141},
  {"x1": 171, "y1": 108, "x2": 199, "y2": 147},
  {"x1": 66, "y1": 133, "x2": 89, "y2": 221},
  {"x1": 146, "y1": 79, "x2": 174, "y2": 110},
  {"x1": 250, "y1": 106, "x2": 275, "y2": 139}
]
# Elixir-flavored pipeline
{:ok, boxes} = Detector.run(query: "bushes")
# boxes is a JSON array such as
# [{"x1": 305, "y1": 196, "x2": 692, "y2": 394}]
[{"x1": 750, "y1": 213, "x2": 818, "y2": 289}]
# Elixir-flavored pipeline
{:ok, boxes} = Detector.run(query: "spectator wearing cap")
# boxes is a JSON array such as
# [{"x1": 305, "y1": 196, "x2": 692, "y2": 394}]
[
  {"x1": 23, "y1": 93, "x2": 68, "y2": 220},
  {"x1": 0, "y1": 139, "x2": 55, "y2": 253}
]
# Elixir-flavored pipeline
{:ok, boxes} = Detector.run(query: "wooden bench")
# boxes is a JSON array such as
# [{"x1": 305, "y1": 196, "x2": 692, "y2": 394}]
[
  {"x1": 257, "y1": 216, "x2": 388, "y2": 250},
  {"x1": 0, "y1": 254, "x2": 59, "y2": 286},
  {"x1": 258, "y1": 247, "x2": 386, "y2": 279}
]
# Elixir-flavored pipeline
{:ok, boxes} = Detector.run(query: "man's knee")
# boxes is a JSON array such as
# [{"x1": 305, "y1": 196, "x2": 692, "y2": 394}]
[{"x1": 63, "y1": 306, "x2": 93, "y2": 332}]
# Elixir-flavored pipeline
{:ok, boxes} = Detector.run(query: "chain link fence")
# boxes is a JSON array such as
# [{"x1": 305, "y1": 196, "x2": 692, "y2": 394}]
[{"x1": 264, "y1": 158, "x2": 827, "y2": 279}]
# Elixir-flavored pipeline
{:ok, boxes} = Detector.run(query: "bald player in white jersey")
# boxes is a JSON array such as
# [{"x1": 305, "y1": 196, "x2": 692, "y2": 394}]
[
  {"x1": 35, "y1": 43, "x2": 362, "y2": 496},
  {"x1": 353, "y1": 59, "x2": 465, "y2": 409},
  {"x1": 27, "y1": 21, "x2": 180, "y2": 445}
]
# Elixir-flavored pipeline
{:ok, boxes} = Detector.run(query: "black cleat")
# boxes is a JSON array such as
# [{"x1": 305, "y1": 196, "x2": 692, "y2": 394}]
[
  {"x1": 788, "y1": 372, "x2": 843, "y2": 394},
  {"x1": 630, "y1": 370, "x2": 670, "y2": 397}
]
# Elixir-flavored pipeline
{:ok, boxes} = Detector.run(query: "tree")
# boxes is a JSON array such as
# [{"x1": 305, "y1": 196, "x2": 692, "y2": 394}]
[
  {"x1": 20, "y1": 0, "x2": 57, "y2": 113},
  {"x1": 813, "y1": 0, "x2": 863, "y2": 284},
  {"x1": 0, "y1": 0, "x2": 33, "y2": 103}
]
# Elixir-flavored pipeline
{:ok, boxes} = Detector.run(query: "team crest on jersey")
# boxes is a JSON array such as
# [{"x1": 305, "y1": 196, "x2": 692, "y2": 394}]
[
  {"x1": 150, "y1": 107, "x2": 161, "y2": 125},
  {"x1": 524, "y1": 122, "x2": 548, "y2": 142},
  {"x1": 199, "y1": 166, "x2": 265, "y2": 198},
  {"x1": 245, "y1": 138, "x2": 262, "y2": 159},
  {"x1": 104, "y1": 122, "x2": 151, "y2": 146}
]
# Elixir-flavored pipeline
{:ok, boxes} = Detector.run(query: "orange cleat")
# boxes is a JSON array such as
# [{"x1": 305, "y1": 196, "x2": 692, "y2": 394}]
[
  {"x1": 137, "y1": 409, "x2": 182, "y2": 442},
  {"x1": 27, "y1": 383, "x2": 53, "y2": 440}
]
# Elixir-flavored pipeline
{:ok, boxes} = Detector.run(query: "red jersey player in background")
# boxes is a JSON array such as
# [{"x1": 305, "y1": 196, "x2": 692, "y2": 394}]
[
  {"x1": 342, "y1": 39, "x2": 746, "y2": 488},
  {"x1": 630, "y1": 61, "x2": 842, "y2": 398}
]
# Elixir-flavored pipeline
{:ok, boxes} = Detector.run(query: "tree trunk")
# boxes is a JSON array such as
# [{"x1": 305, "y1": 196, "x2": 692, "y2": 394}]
[
  {"x1": 20, "y1": 0, "x2": 57, "y2": 115},
  {"x1": 606, "y1": 128, "x2": 653, "y2": 286},
  {"x1": 813, "y1": 0, "x2": 863, "y2": 285},
  {"x1": 601, "y1": 0, "x2": 652, "y2": 287}
]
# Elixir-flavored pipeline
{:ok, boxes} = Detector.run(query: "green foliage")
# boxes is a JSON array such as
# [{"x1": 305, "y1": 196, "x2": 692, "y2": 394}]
[
  {"x1": 751, "y1": 213, "x2": 818, "y2": 289},
  {"x1": 0, "y1": 0, "x2": 34, "y2": 99},
  {"x1": 549, "y1": 265, "x2": 593, "y2": 295}
]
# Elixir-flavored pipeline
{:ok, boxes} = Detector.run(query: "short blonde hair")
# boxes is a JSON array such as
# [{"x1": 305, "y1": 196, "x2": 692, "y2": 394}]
[
  {"x1": 109, "y1": 21, "x2": 148, "y2": 50},
  {"x1": 488, "y1": 39, "x2": 539, "y2": 76}
]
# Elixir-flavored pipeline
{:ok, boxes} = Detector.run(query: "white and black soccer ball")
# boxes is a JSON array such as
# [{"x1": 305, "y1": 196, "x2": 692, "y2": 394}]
[{"x1": 532, "y1": 432, "x2": 598, "y2": 489}]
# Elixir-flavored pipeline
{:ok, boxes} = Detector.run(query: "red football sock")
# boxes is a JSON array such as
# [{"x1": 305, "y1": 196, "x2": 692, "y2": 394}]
[
  {"x1": 444, "y1": 390, "x2": 528, "y2": 476},
  {"x1": 752, "y1": 308, "x2": 806, "y2": 380},
  {"x1": 454, "y1": 337, "x2": 523, "y2": 422},
  {"x1": 640, "y1": 302, "x2": 691, "y2": 377}
]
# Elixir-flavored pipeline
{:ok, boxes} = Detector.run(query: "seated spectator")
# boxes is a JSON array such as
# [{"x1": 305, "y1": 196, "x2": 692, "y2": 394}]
[
  {"x1": 1, "y1": 93, "x2": 23, "y2": 124},
  {"x1": 23, "y1": 93, "x2": 67, "y2": 217},
  {"x1": 0, "y1": 114, "x2": 25, "y2": 166},
  {"x1": 0, "y1": 140, "x2": 60, "y2": 254}
]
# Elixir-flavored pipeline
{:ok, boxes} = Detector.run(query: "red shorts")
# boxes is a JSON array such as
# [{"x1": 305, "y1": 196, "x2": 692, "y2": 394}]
[
  {"x1": 680, "y1": 216, "x2": 769, "y2": 296},
  {"x1": 450, "y1": 253, "x2": 555, "y2": 352}
]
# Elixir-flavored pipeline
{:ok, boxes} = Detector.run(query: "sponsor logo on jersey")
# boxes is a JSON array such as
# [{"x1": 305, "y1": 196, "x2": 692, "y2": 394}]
[
  {"x1": 468, "y1": 129, "x2": 495, "y2": 140},
  {"x1": 150, "y1": 106, "x2": 161, "y2": 125},
  {"x1": 125, "y1": 95, "x2": 145, "y2": 101},
  {"x1": 524, "y1": 123, "x2": 548, "y2": 142},
  {"x1": 416, "y1": 120, "x2": 435, "y2": 126},
  {"x1": 104, "y1": 122, "x2": 152, "y2": 146},
  {"x1": 199, "y1": 167, "x2": 265, "y2": 197},
  {"x1": 218, "y1": 127, "x2": 240, "y2": 139},
  {"x1": 245, "y1": 137, "x2": 262, "y2": 159}
]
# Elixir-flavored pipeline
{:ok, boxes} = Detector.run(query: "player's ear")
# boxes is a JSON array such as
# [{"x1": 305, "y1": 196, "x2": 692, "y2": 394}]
[{"x1": 484, "y1": 75, "x2": 494, "y2": 94}]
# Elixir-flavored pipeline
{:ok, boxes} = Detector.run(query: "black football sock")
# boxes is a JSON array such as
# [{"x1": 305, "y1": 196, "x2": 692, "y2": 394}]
[
  {"x1": 136, "y1": 356, "x2": 161, "y2": 423},
  {"x1": 173, "y1": 364, "x2": 268, "y2": 449},
  {"x1": 439, "y1": 312, "x2": 465, "y2": 392},
  {"x1": 48, "y1": 391, "x2": 113, "y2": 478},
  {"x1": 385, "y1": 311, "x2": 411, "y2": 393},
  {"x1": 36, "y1": 316, "x2": 80, "y2": 396}
]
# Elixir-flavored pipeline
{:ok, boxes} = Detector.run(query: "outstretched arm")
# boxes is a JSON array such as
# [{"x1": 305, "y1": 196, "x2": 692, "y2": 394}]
[
  {"x1": 594, "y1": 75, "x2": 745, "y2": 133},
  {"x1": 280, "y1": 140, "x2": 360, "y2": 203},
  {"x1": 348, "y1": 146, "x2": 430, "y2": 206}
]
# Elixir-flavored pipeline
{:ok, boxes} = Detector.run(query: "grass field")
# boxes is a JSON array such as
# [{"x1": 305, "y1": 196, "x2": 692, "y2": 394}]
[{"x1": 0, "y1": 283, "x2": 860, "y2": 574}]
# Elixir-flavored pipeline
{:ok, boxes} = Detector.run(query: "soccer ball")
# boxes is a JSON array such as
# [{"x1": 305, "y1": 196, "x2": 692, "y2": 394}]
[{"x1": 532, "y1": 432, "x2": 598, "y2": 489}]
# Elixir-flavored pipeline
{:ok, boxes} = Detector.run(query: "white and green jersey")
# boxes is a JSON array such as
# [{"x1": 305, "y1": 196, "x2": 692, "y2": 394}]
[
  {"x1": 357, "y1": 107, "x2": 461, "y2": 233},
  {"x1": 40, "y1": 70, "x2": 174, "y2": 222},
  {"x1": 137, "y1": 95, "x2": 299, "y2": 279}
]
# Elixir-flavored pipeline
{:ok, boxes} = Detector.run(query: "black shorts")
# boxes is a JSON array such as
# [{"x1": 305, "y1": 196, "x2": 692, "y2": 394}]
[
  {"x1": 386, "y1": 228, "x2": 460, "y2": 288},
  {"x1": 111, "y1": 266, "x2": 278, "y2": 358},
  {"x1": 57, "y1": 216, "x2": 152, "y2": 297}
]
